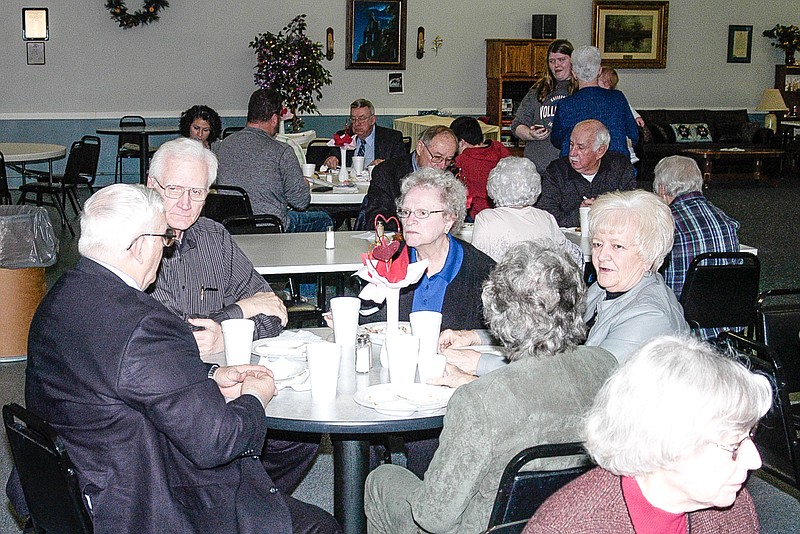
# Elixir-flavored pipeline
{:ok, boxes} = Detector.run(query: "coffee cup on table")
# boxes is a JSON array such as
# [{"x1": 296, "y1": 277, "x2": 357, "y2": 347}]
[
  {"x1": 220, "y1": 319, "x2": 255, "y2": 366},
  {"x1": 352, "y1": 156, "x2": 365, "y2": 174},
  {"x1": 301, "y1": 163, "x2": 316, "y2": 178},
  {"x1": 330, "y1": 296, "x2": 361, "y2": 359},
  {"x1": 386, "y1": 333, "x2": 419, "y2": 385},
  {"x1": 306, "y1": 341, "x2": 341, "y2": 400},
  {"x1": 409, "y1": 311, "x2": 442, "y2": 359},
  {"x1": 417, "y1": 353, "x2": 447, "y2": 383}
]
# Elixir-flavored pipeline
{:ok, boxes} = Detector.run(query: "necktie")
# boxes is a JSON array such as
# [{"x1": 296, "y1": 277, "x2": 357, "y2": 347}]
[{"x1": 357, "y1": 141, "x2": 365, "y2": 157}]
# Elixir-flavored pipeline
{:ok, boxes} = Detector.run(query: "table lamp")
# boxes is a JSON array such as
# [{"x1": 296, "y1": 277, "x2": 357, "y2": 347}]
[{"x1": 756, "y1": 88, "x2": 788, "y2": 132}]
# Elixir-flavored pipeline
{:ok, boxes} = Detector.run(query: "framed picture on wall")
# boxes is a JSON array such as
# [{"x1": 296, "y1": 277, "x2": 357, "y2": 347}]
[
  {"x1": 592, "y1": 1, "x2": 669, "y2": 69},
  {"x1": 346, "y1": 0, "x2": 406, "y2": 70},
  {"x1": 387, "y1": 72, "x2": 404, "y2": 94},
  {"x1": 727, "y1": 25, "x2": 752, "y2": 63}
]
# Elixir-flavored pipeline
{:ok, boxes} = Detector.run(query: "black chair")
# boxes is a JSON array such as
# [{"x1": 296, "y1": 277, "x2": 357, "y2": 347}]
[
  {"x1": 716, "y1": 332, "x2": 800, "y2": 493},
  {"x1": 0, "y1": 151, "x2": 12, "y2": 205},
  {"x1": 756, "y1": 288, "x2": 800, "y2": 400},
  {"x1": 114, "y1": 115, "x2": 155, "y2": 184},
  {"x1": 201, "y1": 185, "x2": 252, "y2": 224},
  {"x1": 221, "y1": 126, "x2": 244, "y2": 139},
  {"x1": 402, "y1": 136, "x2": 412, "y2": 153},
  {"x1": 485, "y1": 442, "x2": 593, "y2": 533},
  {"x1": 3, "y1": 403, "x2": 93, "y2": 534},
  {"x1": 59, "y1": 135, "x2": 101, "y2": 199},
  {"x1": 222, "y1": 213, "x2": 283, "y2": 235},
  {"x1": 305, "y1": 138, "x2": 332, "y2": 170},
  {"x1": 679, "y1": 252, "x2": 760, "y2": 334}
]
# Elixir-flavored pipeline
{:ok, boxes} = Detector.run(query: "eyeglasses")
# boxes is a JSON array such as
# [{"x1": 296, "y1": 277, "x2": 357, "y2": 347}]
[
  {"x1": 421, "y1": 141, "x2": 455, "y2": 165},
  {"x1": 126, "y1": 228, "x2": 177, "y2": 250},
  {"x1": 397, "y1": 208, "x2": 446, "y2": 219},
  {"x1": 152, "y1": 176, "x2": 208, "y2": 202},
  {"x1": 713, "y1": 426, "x2": 757, "y2": 461},
  {"x1": 349, "y1": 114, "x2": 374, "y2": 124}
]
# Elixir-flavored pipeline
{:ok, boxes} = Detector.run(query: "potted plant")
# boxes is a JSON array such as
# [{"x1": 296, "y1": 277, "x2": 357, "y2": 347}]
[
  {"x1": 763, "y1": 24, "x2": 800, "y2": 65},
  {"x1": 250, "y1": 14, "x2": 333, "y2": 133}
]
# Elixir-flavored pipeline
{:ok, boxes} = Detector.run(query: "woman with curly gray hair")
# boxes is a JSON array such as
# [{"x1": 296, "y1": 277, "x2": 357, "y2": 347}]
[
  {"x1": 525, "y1": 335, "x2": 771, "y2": 533},
  {"x1": 472, "y1": 156, "x2": 583, "y2": 264},
  {"x1": 365, "y1": 240, "x2": 617, "y2": 534},
  {"x1": 362, "y1": 167, "x2": 495, "y2": 330}
]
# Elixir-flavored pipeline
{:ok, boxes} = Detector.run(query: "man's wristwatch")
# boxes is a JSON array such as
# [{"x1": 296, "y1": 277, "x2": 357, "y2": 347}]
[{"x1": 207, "y1": 364, "x2": 220, "y2": 379}]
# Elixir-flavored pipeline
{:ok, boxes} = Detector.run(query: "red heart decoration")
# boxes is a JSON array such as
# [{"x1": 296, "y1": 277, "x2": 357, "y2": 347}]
[{"x1": 372, "y1": 240, "x2": 401, "y2": 262}]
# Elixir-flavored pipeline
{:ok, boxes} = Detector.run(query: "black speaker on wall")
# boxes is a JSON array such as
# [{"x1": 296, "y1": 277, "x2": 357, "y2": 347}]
[{"x1": 532, "y1": 15, "x2": 557, "y2": 39}]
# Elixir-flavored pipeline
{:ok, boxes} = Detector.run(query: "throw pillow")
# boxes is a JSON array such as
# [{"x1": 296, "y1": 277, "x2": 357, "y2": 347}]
[
  {"x1": 740, "y1": 122, "x2": 759, "y2": 144},
  {"x1": 693, "y1": 123, "x2": 713, "y2": 142},
  {"x1": 670, "y1": 123, "x2": 696, "y2": 143}
]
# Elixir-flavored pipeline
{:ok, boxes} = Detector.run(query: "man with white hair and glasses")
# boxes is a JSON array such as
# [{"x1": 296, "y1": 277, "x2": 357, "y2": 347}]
[
  {"x1": 19, "y1": 184, "x2": 339, "y2": 533},
  {"x1": 550, "y1": 45, "x2": 639, "y2": 159}
]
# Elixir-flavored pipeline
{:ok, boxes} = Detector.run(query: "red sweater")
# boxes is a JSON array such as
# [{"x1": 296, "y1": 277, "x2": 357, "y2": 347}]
[{"x1": 455, "y1": 141, "x2": 511, "y2": 218}]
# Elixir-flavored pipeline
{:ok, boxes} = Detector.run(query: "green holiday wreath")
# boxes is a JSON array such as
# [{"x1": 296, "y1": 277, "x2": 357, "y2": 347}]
[{"x1": 105, "y1": 0, "x2": 169, "y2": 29}]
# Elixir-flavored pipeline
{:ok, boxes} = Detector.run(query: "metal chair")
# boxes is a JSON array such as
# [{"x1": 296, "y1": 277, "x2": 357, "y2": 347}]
[
  {"x1": 305, "y1": 138, "x2": 332, "y2": 170},
  {"x1": 221, "y1": 126, "x2": 244, "y2": 139},
  {"x1": 756, "y1": 288, "x2": 800, "y2": 403},
  {"x1": 222, "y1": 213, "x2": 283, "y2": 235},
  {"x1": 485, "y1": 442, "x2": 593, "y2": 533},
  {"x1": 114, "y1": 115, "x2": 155, "y2": 184},
  {"x1": 3, "y1": 403, "x2": 94, "y2": 534},
  {"x1": 0, "y1": 151, "x2": 12, "y2": 205},
  {"x1": 59, "y1": 135, "x2": 101, "y2": 199},
  {"x1": 679, "y1": 252, "x2": 760, "y2": 337},
  {"x1": 716, "y1": 332, "x2": 800, "y2": 493},
  {"x1": 201, "y1": 185, "x2": 252, "y2": 224}
]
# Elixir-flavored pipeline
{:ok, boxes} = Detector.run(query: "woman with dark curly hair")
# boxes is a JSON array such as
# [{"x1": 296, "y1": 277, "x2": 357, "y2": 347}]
[{"x1": 179, "y1": 105, "x2": 222, "y2": 148}]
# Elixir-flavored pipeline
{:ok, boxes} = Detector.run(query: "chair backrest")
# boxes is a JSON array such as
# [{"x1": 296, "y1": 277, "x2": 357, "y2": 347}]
[
  {"x1": 402, "y1": 136, "x2": 412, "y2": 153},
  {"x1": 223, "y1": 214, "x2": 284, "y2": 235},
  {"x1": 487, "y1": 442, "x2": 592, "y2": 531},
  {"x1": 221, "y1": 126, "x2": 244, "y2": 139},
  {"x1": 756, "y1": 288, "x2": 800, "y2": 397},
  {"x1": 118, "y1": 115, "x2": 146, "y2": 149},
  {"x1": 305, "y1": 138, "x2": 332, "y2": 170},
  {"x1": 679, "y1": 252, "x2": 760, "y2": 329},
  {"x1": 201, "y1": 185, "x2": 253, "y2": 224},
  {"x1": 716, "y1": 332, "x2": 800, "y2": 491},
  {"x1": 3, "y1": 403, "x2": 93, "y2": 534},
  {"x1": 62, "y1": 136, "x2": 101, "y2": 185},
  {"x1": 0, "y1": 150, "x2": 11, "y2": 204},
  {"x1": 275, "y1": 134, "x2": 307, "y2": 166}
]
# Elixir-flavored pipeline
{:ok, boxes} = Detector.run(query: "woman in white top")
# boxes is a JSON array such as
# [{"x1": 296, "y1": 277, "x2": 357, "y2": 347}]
[{"x1": 471, "y1": 156, "x2": 582, "y2": 264}]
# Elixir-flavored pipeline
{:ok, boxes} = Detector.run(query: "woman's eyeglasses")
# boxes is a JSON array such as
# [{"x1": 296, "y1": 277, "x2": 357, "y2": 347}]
[
  {"x1": 713, "y1": 426, "x2": 757, "y2": 461},
  {"x1": 397, "y1": 208, "x2": 445, "y2": 219},
  {"x1": 126, "y1": 228, "x2": 177, "y2": 250}
]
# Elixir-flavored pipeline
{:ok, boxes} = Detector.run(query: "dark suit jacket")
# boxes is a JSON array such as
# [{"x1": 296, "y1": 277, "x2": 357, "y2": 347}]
[
  {"x1": 362, "y1": 239, "x2": 496, "y2": 331},
  {"x1": 24, "y1": 258, "x2": 291, "y2": 534},
  {"x1": 362, "y1": 153, "x2": 415, "y2": 231},
  {"x1": 328, "y1": 124, "x2": 406, "y2": 167}
]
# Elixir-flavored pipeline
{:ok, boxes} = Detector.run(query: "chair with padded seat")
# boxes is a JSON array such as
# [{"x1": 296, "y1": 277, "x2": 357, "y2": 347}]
[
  {"x1": 305, "y1": 138, "x2": 332, "y2": 170},
  {"x1": 221, "y1": 126, "x2": 244, "y2": 139},
  {"x1": 114, "y1": 115, "x2": 155, "y2": 184},
  {"x1": 715, "y1": 332, "x2": 800, "y2": 493},
  {"x1": 3, "y1": 403, "x2": 94, "y2": 534},
  {"x1": 201, "y1": 185, "x2": 252, "y2": 224},
  {"x1": 221, "y1": 214, "x2": 323, "y2": 328},
  {"x1": 679, "y1": 251, "x2": 760, "y2": 337},
  {"x1": 0, "y1": 151, "x2": 12, "y2": 205},
  {"x1": 756, "y1": 288, "x2": 800, "y2": 399},
  {"x1": 485, "y1": 442, "x2": 593, "y2": 533}
]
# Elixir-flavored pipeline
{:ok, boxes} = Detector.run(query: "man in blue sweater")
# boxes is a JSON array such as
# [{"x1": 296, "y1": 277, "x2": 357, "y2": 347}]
[{"x1": 551, "y1": 45, "x2": 639, "y2": 159}]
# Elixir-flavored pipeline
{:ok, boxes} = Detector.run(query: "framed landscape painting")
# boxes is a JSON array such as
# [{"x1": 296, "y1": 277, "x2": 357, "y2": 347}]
[
  {"x1": 592, "y1": 1, "x2": 669, "y2": 69},
  {"x1": 346, "y1": 0, "x2": 407, "y2": 70}
]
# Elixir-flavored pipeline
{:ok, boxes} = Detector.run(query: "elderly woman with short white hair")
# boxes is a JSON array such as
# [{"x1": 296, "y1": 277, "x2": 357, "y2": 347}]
[
  {"x1": 524, "y1": 335, "x2": 771, "y2": 533},
  {"x1": 471, "y1": 156, "x2": 583, "y2": 264}
]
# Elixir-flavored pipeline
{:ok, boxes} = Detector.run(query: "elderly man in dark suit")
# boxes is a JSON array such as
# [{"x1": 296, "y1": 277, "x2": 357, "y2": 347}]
[
  {"x1": 20, "y1": 184, "x2": 339, "y2": 533},
  {"x1": 323, "y1": 98, "x2": 406, "y2": 169},
  {"x1": 359, "y1": 125, "x2": 457, "y2": 230}
]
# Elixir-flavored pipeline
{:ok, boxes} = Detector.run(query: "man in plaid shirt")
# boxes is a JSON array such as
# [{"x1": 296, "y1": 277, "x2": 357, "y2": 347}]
[{"x1": 653, "y1": 155, "x2": 740, "y2": 339}]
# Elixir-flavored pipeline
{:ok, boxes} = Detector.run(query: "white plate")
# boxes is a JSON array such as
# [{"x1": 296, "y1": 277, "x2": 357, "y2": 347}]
[
  {"x1": 253, "y1": 338, "x2": 308, "y2": 359},
  {"x1": 258, "y1": 357, "x2": 307, "y2": 381},
  {"x1": 353, "y1": 383, "x2": 454, "y2": 416},
  {"x1": 358, "y1": 321, "x2": 411, "y2": 345}
]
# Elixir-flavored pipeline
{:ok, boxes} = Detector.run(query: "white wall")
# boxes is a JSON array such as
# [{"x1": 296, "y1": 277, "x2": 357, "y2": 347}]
[{"x1": 0, "y1": 0, "x2": 792, "y2": 118}]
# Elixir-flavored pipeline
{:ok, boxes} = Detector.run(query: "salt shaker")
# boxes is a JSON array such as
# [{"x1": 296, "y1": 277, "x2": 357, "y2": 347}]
[
  {"x1": 325, "y1": 226, "x2": 335, "y2": 249},
  {"x1": 355, "y1": 333, "x2": 372, "y2": 373}
]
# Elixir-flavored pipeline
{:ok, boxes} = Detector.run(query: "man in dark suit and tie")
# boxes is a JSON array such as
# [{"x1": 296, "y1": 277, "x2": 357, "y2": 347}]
[
  {"x1": 323, "y1": 98, "x2": 406, "y2": 169},
  {"x1": 20, "y1": 184, "x2": 339, "y2": 533}
]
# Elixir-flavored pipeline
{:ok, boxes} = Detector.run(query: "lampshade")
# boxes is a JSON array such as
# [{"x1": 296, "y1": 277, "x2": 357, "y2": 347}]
[{"x1": 756, "y1": 89, "x2": 789, "y2": 112}]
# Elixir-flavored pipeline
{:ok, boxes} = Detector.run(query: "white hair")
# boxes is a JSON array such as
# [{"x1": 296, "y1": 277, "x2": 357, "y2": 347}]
[
  {"x1": 571, "y1": 46, "x2": 602, "y2": 82},
  {"x1": 487, "y1": 157, "x2": 541, "y2": 207},
  {"x1": 653, "y1": 155, "x2": 704, "y2": 197},
  {"x1": 149, "y1": 137, "x2": 218, "y2": 188}
]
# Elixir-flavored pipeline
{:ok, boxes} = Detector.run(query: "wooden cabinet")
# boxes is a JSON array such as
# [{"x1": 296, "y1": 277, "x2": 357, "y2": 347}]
[
  {"x1": 776, "y1": 65, "x2": 800, "y2": 120},
  {"x1": 485, "y1": 39, "x2": 552, "y2": 150}
]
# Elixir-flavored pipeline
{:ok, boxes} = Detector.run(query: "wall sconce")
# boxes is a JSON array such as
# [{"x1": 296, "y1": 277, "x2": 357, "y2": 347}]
[
  {"x1": 22, "y1": 8, "x2": 49, "y2": 41},
  {"x1": 326, "y1": 27, "x2": 335, "y2": 61},
  {"x1": 416, "y1": 27, "x2": 425, "y2": 59}
]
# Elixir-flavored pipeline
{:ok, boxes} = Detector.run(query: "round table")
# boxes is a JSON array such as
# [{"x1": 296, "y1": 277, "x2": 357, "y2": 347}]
[
  {"x1": 0, "y1": 143, "x2": 67, "y2": 164},
  {"x1": 96, "y1": 126, "x2": 179, "y2": 184}
]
